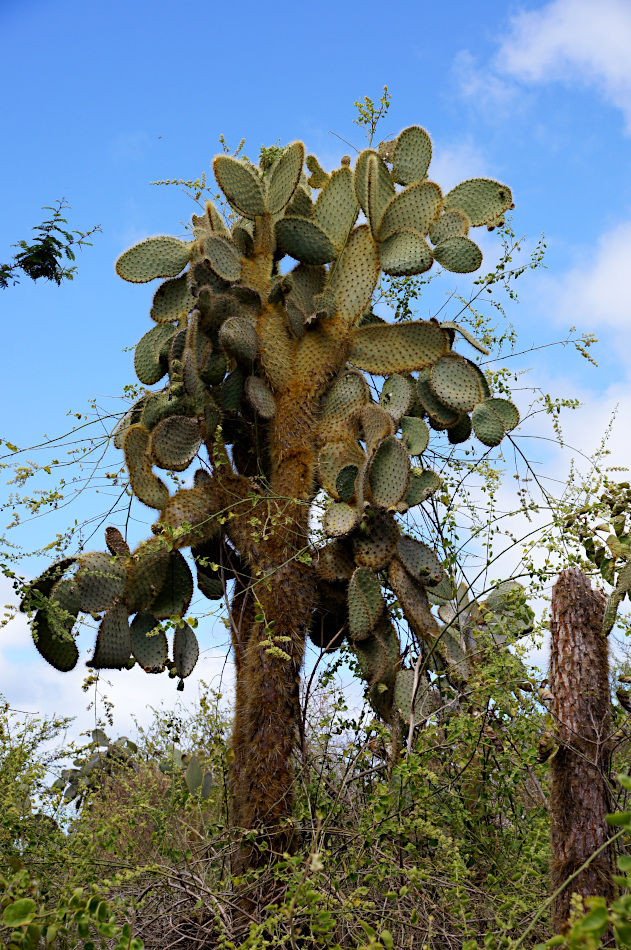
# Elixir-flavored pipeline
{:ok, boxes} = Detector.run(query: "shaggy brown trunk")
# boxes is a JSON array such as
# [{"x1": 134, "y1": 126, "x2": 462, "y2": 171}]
[
  {"x1": 228, "y1": 392, "x2": 319, "y2": 875},
  {"x1": 550, "y1": 567, "x2": 613, "y2": 931}
]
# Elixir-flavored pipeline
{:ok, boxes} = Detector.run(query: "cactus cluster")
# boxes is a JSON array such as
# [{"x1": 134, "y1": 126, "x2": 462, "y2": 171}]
[{"x1": 24, "y1": 124, "x2": 520, "y2": 734}]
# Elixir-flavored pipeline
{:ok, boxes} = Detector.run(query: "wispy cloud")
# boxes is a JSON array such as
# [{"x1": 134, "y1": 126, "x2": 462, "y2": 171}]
[{"x1": 456, "y1": 0, "x2": 631, "y2": 132}]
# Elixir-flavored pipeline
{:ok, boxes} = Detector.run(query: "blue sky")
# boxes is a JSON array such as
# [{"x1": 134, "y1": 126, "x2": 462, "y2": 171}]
[{"x1": 2, "y1": 0, "x2": 631, "y2": 736}]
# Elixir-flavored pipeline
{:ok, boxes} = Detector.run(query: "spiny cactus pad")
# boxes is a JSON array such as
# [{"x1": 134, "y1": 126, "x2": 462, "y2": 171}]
[
  {"x1": 401, "y1": 468, "x2": 441, "y2": 510},
  {"x1": 429, "y1": 209, "x2": 470, "y2": 245},
  {"x1": 124, "y1": 425, "x2": 170, "y2": 510},
  {"x1": 315, "y1": 540, "x2": 356, "y2": 582},
  {"x1": 349, "y1": 321, "x2": 448, "y2": 375},
  {"x1": 174, "y1": 622, "x2": 199, "y2": 678},
  {"x1": 378, "y1": 182, "x2": 442, "y2": 242},
  {"x1": 369, "y1": 436, "x2": 411, "y2": 509},
  {"x1": 429, "y1": 355, "x2": 485, "y2": 413},
  {"x1": 135, "y1": 324, "x2": 177, "y2": 386},
  {"x1": 471, "y1": 398, "x2": 519, "y2": 447},
  {"x1": 89, "y1": 602, "x2": 132, "y2": 669},
  {"x1": 348, "y1": 567, "x2": 385, "y2": 640},
  {"x1": 266, "y1": 142, "x2": 305, "y2": 215},
  {"x1": 353, "y1": 512, "x2": 399, "y2": 570},
  {"x1": 151, "y1": 274, "x2": 196, "y2": 324},
  {"x1": 116, "y1": 237, "x2": 193, "y2": 284},
  {"x1": 319, "y1": 440, "x2": 366, "y2": 500},
  {"x1": 379, "y1": 374, "x2": 413, "y2": 424},
  {"x1": 444, "y1": 178, "x2": 513, "y2": 228},
  {"x1": 367, "y1": 154, "x2": 396, "y2": 237},
  {"x1": 244, "y1": 375, "x2": 276, "y2": 418},
  {"x1": 218, "y1": 316, "x2": 259, "y2": 364},
  {"x1": 400, "y1": 416, "x2": 430, "y2": 456},
  {"x1": 433, "y1": 236, "x2": 483, "y2": 274},
  {"x1": 328, "y1": 225, "x2": 380, "y2": 331},
  {"x1": 213, "y1": 156, "x2": 266, "y2": 219},
  {"x1": 200, "y1": 234, "x2": 242, "y2": 282},
  {"x1": 396, "y1": 535, "x2": 443, "y2": 585},
  {"x1": 379, "y1": 228, "x2": 433, "y2": 277},
  {"x1": 76, "y1": 552, "x2": 127, "y2": 613},
  {"x1": 151, "y1": 416, "x2": 202, "y2": 471},
  {"x1": 275, "y1": 217, "x2": 337, "y2": 265},
  {"x1": 323, "y1": 502, "x2": 361, "y2": 538},
  {"x1": 312, "y1": 167, "x2": 359, "y2": 250},
  {"x1": 359, "y1": 404, "x2": 395, "y2": 456},
  {"x1": 394, "y1": 669, "x2": 439, "y2": 724},
  {"x1": 392, "y1": 126, "x2": 432, "y2": 186},
  {"x1": 148, "y1": 551, "x2": 194, "y2": 620},
  {"x1": 131, "y1": 612, "x2": 168, "y2": 672},
  {"x1": 417, "y1": 368, "x2": 459, "y2": 428}
]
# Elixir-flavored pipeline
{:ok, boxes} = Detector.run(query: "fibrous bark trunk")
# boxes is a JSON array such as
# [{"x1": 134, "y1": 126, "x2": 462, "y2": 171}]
[{"x1": 550, "y1": 567, "x2": 613, "y2": 931}]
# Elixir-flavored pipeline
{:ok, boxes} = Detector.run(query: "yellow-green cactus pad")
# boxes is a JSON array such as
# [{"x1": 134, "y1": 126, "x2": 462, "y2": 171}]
[
  {"x1": 433, "y1": 236, "x2": 483, "y2": 273},
  {"x1": 348, "y1": 566, "x2": 385, "y2": 640},
  {"x1": 329, "y1": 225, "x2": 380, "y2": 331},
  {"x1": 485, "y1": 397, "x2": 519, "y2": 431},
  {"x1": 397, "y1": 535, "x2": 443, "y2": 585},
  {"x1": 367, "y1": 154, "x2": 396, "y2": 237},
  {"x1": 429, "y1": 209, "x2": 470, "y2": 245},
  {"x1": 134, "y1": 323, "x2": 177, "y2": 385},
  {"x1": 369, "y1": 435, "x2": 411, "y2": 509},
  {"x1": 394, "y1": 668, "x2": 439, "y2": 724},
  {"x1": 76, "y1": 551, "x2": 127, "y2": 613},
  {"x1": 471, "y1": 401, "x2": 506, "y2": 447},
  {"x1": 218, "y1": 316, "x2": 258, "y2": 364},
  {"x1": 392, "y1": 126, "x2": 433, "y2": 186},
  {"x1": 323, "y1": 501, "x2": 361, "y2": 538},
  {"x1": 306, "y1": 154, "x2": 330, "y2": 189},
  {"x1": 358, "y1": 404, "x2": 395, "y2": 456},
  {"x1": 231, "y1": 218, "x2": 254, "y2": 256},
  {"x1": 315, "y1": 540, "x2": 356, "y2": 582},
  {"x1": 440, "y1": 321, "x2": 490, "y2": 356},
  {"x1": 174, "y1": 621, "x2": 199, "y2": 678},
  {"x1": 353, "y1": 511, "x2": 399, "y2": 571},
  {"x1": 116, "y1": 236, "x2": 193, "y2": 284},
  {"x1": 378, "y1": 182, "x2": 442, "y2": 242},
  {"x1": 379, "y1": 374, "x2": 413, "y2": 424},
  {"x1": 131, "y1": 612, "x2": 168, "y2": 672},
  {"x1": 400, "y1": 416, "x2": 430, "y2": 456},
  {"x1": 312, "y1": 167, "x2": 359, "y2": 250},
  {"x1": 429, "y1": 354, "x2": 485, "y2": 412},
  {"x1": 416, "y1": 368, "x2": 460, "y2": 428},
  {"x1": 89, "y1": 602, "x2": 131, "y2": 669},
  {"x1": 244, "y1": 375, "x2": 276, "y2": 419},
  {"x1": 349, "y1": 321, "x2": 448, "y2": 375},
  {"x1": 149, "y1": 550, "x2": 194, "y2": 620},
  {"x1": 318, "y1": 440, "x2": 366, "y2": 499},
  {"x1": 266, "y1": 141, "x2": 305, "y2": 215},
  {"x1": 124, "y1": 424, "x2": 170, "y2": 510},
  {"x1": 275, "y1": 216, "x2": 337, "y2": 265},
  {"x1": 198, "y1": 233, "x2": 242, "y2": 282},
  {"x1": 320, "y1": 371, "x2": 370, "y2": 439},
  {"x1": 400, "y1": 468, "x2": 441, "y2": 510},
  {"x1": 444, "y1": 178, "x2": 513, "y2": 228},
  {"x1": 150, "y1": 274, "x2": 195, "y2": 324},
  {"x1": 353, "y1": 149, "x2": 379, "y2": 216},
  {"x1": 213, "y1": 155, "x2": 266, "y2": 219},
  {"x1": 150, "y1": 416, "x2": 203, "y2": 472},
  {"x1": 379, "y1": 228, "x2": 433, "y2": 277},
  {"x1": 287, "y1": 263, "x2": 326, "y2": 319}
]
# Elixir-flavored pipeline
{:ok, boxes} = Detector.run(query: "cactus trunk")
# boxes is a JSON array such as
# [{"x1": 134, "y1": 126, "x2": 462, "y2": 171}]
[{"x1": 550, "y1": 567, "x2": 613, "y2": 931}]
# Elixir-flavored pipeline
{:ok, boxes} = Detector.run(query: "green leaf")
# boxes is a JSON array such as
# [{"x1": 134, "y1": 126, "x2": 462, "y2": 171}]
[{"x1": 3, "y1": 899, "x2": 37, "y2": 928}]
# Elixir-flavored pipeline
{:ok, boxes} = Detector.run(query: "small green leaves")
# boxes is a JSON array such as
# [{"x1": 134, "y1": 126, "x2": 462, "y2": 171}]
[
  {"x1": 348, "y1": 567, "x2": 385, "y2": 640},
  {"x1": 3, "y1": 898, "x2": 37, "y2": 928},
  {"x1": 116, "y1": 236, "x2": 193, "y2": 283}
]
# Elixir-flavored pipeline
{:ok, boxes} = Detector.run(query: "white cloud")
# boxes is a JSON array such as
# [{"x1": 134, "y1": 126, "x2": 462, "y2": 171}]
[{"x1": 497, "y1": 0, "x2": 631, "y2": 130}]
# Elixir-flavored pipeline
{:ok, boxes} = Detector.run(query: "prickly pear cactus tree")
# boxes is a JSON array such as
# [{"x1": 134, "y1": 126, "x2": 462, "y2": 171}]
[{"x1": 22, "y1": 126, "x2": 518, "y2": 865}]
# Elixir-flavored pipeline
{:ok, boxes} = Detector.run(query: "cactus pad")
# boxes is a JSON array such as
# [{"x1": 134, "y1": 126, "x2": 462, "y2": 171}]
[
  {"x1": 199, "y1": 233, "x2": 242, "y2": 282},
  {"x1": 150, "y1": 274, "x2": 195, "y2": 324},
  {"x1": 349, "y1": 321, "x2": 448, "y2": 375},
  {"x1": 320, "y1": 372, "x2": 369, "y2": 439},
  {"x1": 323, "y1": 502, "x2": 361, "y2": 538},
  {"x1": 429, "y1": 355, "x2": 485, "y2": 412},
  {"x1": 433, "y1": 236, "x2": 483, "y2": 273},
  {"x1": 448, "y1": 414, "x2": 473, "y2": 444},
  {"x1": 105, "y1": 527, "x2": 130, "y2": 559},
  {"x1": 131, "y1": 612, "x2": 168, "y2": 672},
  {"x1": 244, "y1": 375, "x2": 276, "y2": 418},
  {"x1": 369, "y1": 436, "x2": 411, "y2": 509},
  {"x1": 213, "y1": 155, "x2": 266, "y2": 219},
  {"x1": 159, "y1": 486, "x2": 218, "y2": 548},
  {"x1": 392, "y1": 126, "x2": 433, "y2": 185},
  {"x1": 471, "y1": 402, "x2": 506, "y2": 447},
  {"x1": 429, "y1": 209, "x2": 470, "y2": 245},
  {"x1": 312, "y1": 167, "x2": 359, "y2": 250},
  {"x1": 396, "y1": 535, "x2": 443, "y2": 585},
  {"x1": 353, "y1": 614, "x2": 399, "y2": 686},
  {"x1": 32, "y1": 582, "x2": 79, "y2": 672},
  {"x1": 367, "y1": 154, "x2": 396, "y2": 237},
  {"x1": 353, "y1": 149, "x2": 379, "y2": 215},
  {"x1": 266, "y1": 142, "x2": 305, "y2": 214},
  {"x1": 328, "y1": 226, "x2": 380, "y2": 331},
  {"x1": 124, "y1": 425, "x2": 170, "y2": 510},
  {"x1": 116, "y1": 236, "x2": 192, "y2": 284},
  {"x1": 379, "y1": 182, "x2": 442, "y2": 242},
  {"x1": 394, "y1": 669, "x2": 439, "y2": 724},
  {"x1": 221, "y1": 367, "x2": 244, "y2": 412},
  {"x1": 379, "y1": 374, "x2": 413, "y2": 424},
  {"x1": 400, "y1": 416, "x2": 429, "y2": 456},
  {"x1": 218, "y1": 316, "x2": 259, "y2": 364},
  {"x1": 174, "y1": 622, "x2": 199, "y2": 678},
  {"x1": 484, "y1": 397, "x2": 519, "y2": 431},
  {"x1": 275, "y1": 217, "x2": 336, "y2": 265},
  {"x1": 134, "y1": 324, "x2": 177, "y2": 386},
  {"x1": 444, "y1": 178, "x2": 513, "y2": 228},
  {"x1": 89, "y1": 602, "x2": 132, "y2": 669},
  {"x1": 348, "y1": 566, "x2": 385, "y2": 640},
  {"x1": 358, "y1": 404, "x2": 395, "y2": 456},
  {"x1": 388, "y1": 557, "x2": 438, "y2": 646},
  {"x1": 315, "y1": 540, "x2": 356, "y2": 582},
  {"x1": 416, "y1": 368, "x2": 459, "y2": 427},
  {"x1": 150, "y1": 416, "x2": 203, "y2": 472},
  {"x1": 319, "y1": 440, "x2": 366, "y2": 500},
  {"x1": 353, "y1": 511, "x2": 399, "y2": 570},
  {"x1": 148, "y1": 550, "x2": 194, "y2": 620},
  {"x1": 401, "y1": 468, "x2": 441, "y2": 510},
  {"x1": 379, "y1": 227, "x2": 433, "y2": 277},
  {"x1": 76, "y1": 552, "x2": 127, "y2": 613}
]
